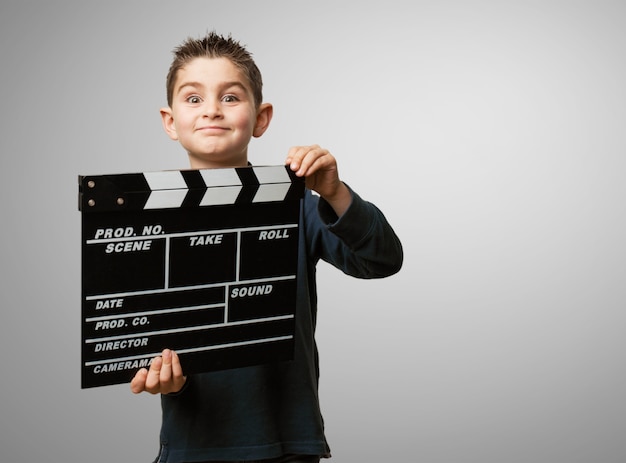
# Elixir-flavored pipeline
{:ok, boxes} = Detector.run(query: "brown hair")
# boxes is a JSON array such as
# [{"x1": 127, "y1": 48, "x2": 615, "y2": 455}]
[{"x1": 165, "y1": 31, "x2": 263, "y2": 108}]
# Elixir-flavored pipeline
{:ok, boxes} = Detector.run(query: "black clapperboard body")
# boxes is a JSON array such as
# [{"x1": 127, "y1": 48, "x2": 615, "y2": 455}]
[{"x1": 79, "y1": 166, "x2": 304, "y2": 388}]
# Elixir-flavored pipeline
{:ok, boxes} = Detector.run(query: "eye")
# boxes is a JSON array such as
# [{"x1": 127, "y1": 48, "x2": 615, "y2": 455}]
[
  {"x1": 222, "y1": 94, "x2": 239, "y2": 103},
  {"x1": 186, "y1": 95, "x2": 202, "y2": 104}
]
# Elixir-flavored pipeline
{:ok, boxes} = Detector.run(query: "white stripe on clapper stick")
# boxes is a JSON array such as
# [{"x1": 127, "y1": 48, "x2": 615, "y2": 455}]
[
  {"x1": 199, "y1": 169, "x2": 243, "y2": 206},
  {"x1": 252, "y1": 166, "x2": 291, "y2": 203},
  {"x1": 144, "y1": 171, "x2": 188, "y2": 209}
]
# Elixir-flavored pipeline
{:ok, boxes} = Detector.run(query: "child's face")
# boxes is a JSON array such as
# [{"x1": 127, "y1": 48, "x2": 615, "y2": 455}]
[{"x1": 162, "y1": 57, "x2": 264, "y2": 169}]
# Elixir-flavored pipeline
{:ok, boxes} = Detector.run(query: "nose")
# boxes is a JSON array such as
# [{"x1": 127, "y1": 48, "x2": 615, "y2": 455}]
[{"x1": 202, "y1": 98, "x2": 222, "y2": 118}]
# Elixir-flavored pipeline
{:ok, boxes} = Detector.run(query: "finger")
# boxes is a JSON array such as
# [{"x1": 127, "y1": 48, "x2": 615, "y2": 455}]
[
  {"x1": 286, "y1": 146, "x2": 306, "y2": 171},
  {"x1": 285, "y1": 146, "x2": 298, "y2": 166},
  {"x1": 294, "y1": 146, "x2": 326, "y2": 177},
  {"x1": 287, "y1": 145, "x2": 320, "y2": 173},
  {"x1": 299, "y1": 148, "x2": 331, "y2": 177},
  {"x1": 306, "y1": 150, "x2": 333, "y2": 174},
  {"x1": 160, "y1": 349, "x2": 173, "y2": 385},
  {"x1": 130, "y1": 368, "x2": 148, "y2": 394},
  {"x1": 144, "y1": 355, "x2": 163, "y2": 393},
  {"x1": 171, "y1": 350, "x2": 184, "y2": 379},
  {"x1": 169, "y1": 351, "x2": 187, "y2": 392}
]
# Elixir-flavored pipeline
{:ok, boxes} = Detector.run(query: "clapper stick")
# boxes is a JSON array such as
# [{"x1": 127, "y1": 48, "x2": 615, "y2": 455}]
[{"x1": 79, "y1": 165, "x2": 304, "y2": 388}]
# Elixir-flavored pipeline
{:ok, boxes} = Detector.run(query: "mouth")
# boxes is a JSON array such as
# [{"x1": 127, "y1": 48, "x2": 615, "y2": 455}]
[{"x1": 197, "y1": 125, "x2": 229, "y2": 132}]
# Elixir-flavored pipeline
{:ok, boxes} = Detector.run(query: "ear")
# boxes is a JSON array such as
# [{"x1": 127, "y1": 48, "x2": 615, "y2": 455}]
[
  {"x1": 160, "y1": 107, "x2": 179, "y2": 141},
  {"x1": 253, "y1": 103, "x2": 273, "y2": 138}
]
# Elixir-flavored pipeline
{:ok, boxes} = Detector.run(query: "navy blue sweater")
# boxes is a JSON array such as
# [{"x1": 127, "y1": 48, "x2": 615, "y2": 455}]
[{"x1": 155, "y1": 187, "x2": 403, "y2": 462}]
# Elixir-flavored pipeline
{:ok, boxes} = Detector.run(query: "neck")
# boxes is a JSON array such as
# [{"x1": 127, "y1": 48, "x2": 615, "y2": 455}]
[{"x1": 188, "y1": 152, "x2": 249, "y2": 170}]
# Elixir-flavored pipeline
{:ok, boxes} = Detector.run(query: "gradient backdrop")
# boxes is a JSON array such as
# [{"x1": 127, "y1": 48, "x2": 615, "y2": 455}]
[{"x1": 1, "y1": 1, "x2": 625, "y2": 462}]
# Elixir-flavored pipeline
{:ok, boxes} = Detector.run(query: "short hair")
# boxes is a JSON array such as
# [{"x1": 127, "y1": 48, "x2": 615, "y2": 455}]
[{"x1": 165, "y1": 31, "x2": 263, "y2": 108}]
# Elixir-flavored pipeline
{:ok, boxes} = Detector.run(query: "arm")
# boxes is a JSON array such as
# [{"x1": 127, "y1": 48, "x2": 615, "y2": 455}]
[{"x1": 287, "y1": 145, "x2": 403, "y2": 278}]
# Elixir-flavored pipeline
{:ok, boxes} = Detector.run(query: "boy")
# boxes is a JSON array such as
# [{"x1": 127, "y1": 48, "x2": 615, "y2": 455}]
[{"x1": 131, "y1": 32, "x2": 403, "y2": 463}]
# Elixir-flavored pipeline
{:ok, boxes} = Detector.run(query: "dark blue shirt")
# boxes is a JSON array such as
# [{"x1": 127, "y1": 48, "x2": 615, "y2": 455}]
[{"x1": 155, "y1": 187, "x2": 403, "y2": 462}]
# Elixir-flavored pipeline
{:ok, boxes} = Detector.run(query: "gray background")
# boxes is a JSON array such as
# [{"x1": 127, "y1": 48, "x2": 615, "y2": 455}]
[{"x1": 1, "y1": 1, "x2": 625, "y2": 462}]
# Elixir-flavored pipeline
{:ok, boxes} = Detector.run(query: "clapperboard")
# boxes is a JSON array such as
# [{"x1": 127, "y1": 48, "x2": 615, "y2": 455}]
[{"x1": 79, "y1": 165, "x2": 304, "y2": 388}]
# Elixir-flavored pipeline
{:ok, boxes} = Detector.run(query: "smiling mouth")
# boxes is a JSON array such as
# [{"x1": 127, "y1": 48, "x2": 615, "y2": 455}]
[{"x1": 197, "y1": 126, "x2": 229, "y2": 132}]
